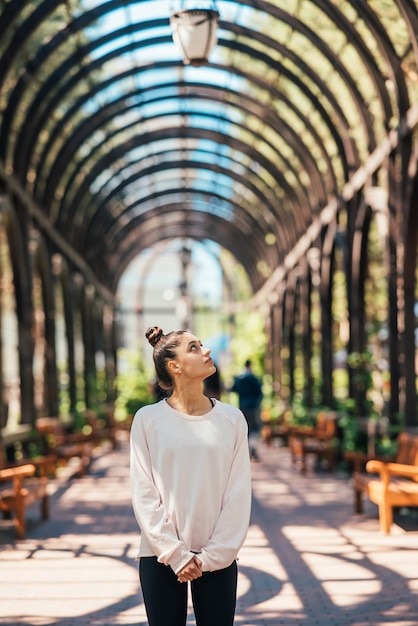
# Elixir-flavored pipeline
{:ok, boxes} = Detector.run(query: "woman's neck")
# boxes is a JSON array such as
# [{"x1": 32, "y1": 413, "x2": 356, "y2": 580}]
[{"x1": 167, "y1": 386, "x2": 213, "y2": 415}]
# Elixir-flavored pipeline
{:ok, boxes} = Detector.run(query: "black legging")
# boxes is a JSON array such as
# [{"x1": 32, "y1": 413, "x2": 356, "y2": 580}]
[{"x1": 139, "y1": 557, "x2": 238, "y2": 626}]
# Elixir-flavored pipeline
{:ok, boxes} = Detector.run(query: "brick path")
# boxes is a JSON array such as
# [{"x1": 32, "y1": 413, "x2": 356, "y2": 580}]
[{"x1": 1, "y1": 436, "x2": 417, "y2": 625}]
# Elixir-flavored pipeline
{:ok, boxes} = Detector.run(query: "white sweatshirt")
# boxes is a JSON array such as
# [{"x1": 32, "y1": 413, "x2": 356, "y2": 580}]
[{"x1": 130, "y1": 398, "x2": 252, "y2": 575}]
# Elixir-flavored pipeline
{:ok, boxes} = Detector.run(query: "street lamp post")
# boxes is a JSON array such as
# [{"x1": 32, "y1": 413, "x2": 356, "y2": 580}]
[{"x1": 177, "y1": 245, "x2": 193, "y2": 330}]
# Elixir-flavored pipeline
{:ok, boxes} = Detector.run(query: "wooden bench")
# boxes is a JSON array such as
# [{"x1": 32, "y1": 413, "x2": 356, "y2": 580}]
[
  {"x1": 353, "y1": 431, "x2": 418, "y2": 534},
  {"x1": 288, "y1": 411, "x2": 338, "y2": 474},
  {"x1": 262, "y1": 406, "x2": 293, "y2": 447},
  {"x1": 0, "y1": 463, "x2": 49, "y2": 539},
  {"x1": 36, "y1": 417, "x2": 94, "y2": 477},
  {"x1": 0, "y1": 428, "x2": 58, "y2": 480}
]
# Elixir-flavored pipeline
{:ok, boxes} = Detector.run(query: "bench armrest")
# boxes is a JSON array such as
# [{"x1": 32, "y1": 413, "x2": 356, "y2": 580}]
[
  {"x1": 0, "y1": 464, "x2": 37, "y2": 494},
  {"x1": 366, "y1": 459, "x2": 418, "y2": 489},
  {"x1": 0, "y1": 464, "x2": 36, "y2": 481}
]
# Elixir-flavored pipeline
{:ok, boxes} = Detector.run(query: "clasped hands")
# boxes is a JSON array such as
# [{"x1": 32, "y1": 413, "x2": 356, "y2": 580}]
[{"x1": 177, "y1": 555, "x2": 202, "y2": 583}]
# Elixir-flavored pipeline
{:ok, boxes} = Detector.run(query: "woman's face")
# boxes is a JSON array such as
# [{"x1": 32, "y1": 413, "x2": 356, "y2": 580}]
[{"x1": 171, "y1": 332, "x2": 216, "y2": 382}]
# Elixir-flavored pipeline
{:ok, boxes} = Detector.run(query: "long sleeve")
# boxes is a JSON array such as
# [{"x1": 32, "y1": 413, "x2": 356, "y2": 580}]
[
  {"x1": 130, "y1": 411, "x2": 195, "y2": 574},
  {"x1": 198, "y1": 415, "x2": 252, "y2": 572}
]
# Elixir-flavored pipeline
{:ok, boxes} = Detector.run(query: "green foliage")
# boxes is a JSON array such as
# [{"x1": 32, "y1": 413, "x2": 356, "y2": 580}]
[
  {"x1": 72, "y1": 408, "x2": 86, "y2": 432},
  {"x1": 229, "y1": 311, "x2": 266, "y2": 376},
  {"x1": 338, "y1": 410, "x2": 368, "y2": 453},
  {"x1": 287, "y1": 395, "x2": 317, "y2": 427},
  {"x1": 260, "y1": 376, "x2": 284, "y2": 420},
  {"x1": 115, "y1": 349, "x2": 154, "y2": 421},
  {"x1": 260, "y1": 378, "x2": 289, "y2": 423},
  {"x1": 89, "y1": 368, "x2": 108, "y2": 407},
  {"x1": 346, "y1": 349, "x2": 379, "y2": 418},
  {"x1": 347, "y1": 350, "x2": 374, "y2": 391},
  {"x1": 375, "y1": 412, "x2": 404, "y2": 457},
  {"x1": 338, "y1": 397, "x2": 404, "y2": 455}
]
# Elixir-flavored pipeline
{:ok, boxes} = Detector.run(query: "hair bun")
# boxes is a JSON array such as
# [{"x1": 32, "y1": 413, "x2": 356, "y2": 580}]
[{"x1": 146, "y1": 326, "x2": 164, "y2": 348}]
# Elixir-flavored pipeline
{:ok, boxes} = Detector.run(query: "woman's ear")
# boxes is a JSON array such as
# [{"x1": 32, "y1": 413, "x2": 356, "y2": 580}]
[{"x1": 167, "y1": 359, "x2": 181, "y2": 375}]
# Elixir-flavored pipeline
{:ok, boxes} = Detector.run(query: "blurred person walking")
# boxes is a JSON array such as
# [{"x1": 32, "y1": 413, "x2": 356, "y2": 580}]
[{"x1": 231, "y1": 359, "x2": 263, "y2": 460}]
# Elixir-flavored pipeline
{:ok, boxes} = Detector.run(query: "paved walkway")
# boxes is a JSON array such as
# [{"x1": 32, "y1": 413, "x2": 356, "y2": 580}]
[{"x1": 1, "y1": 435, "x2": 418, "y2": 626}]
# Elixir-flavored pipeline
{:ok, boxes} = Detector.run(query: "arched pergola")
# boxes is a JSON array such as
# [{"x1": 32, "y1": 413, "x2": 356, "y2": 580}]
[{"x1": 0, "y1": 0, "x2": 416, "y2": 428}]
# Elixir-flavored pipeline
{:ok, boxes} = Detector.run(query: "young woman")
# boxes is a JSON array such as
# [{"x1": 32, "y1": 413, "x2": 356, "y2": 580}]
[{"x1": 130, "y1": 326, "x2": 252, "y2": 626}]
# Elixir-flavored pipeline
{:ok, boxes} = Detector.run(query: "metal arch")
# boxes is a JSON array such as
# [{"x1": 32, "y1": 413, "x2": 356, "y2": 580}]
[
  {"x1": 66, "y1": 163, "x2": 298, "y2": 258},
  {"x1": 397, "y1": 0, "x2": 418, "y2": 62},
  {"x1": 37, "y1": 82, "x2": 335, "y2": 248},
  {"x1": 88, "y1": 178, "x2": 279, "y2": 237},
  {"x1": 235, "y1": 0, "x2": 405, "y2": 127},
  {"x1": 84, "y1": 188, "x2": 282, "y2": 274},
  {"x1": 4, "y1": 20, "x2": 360, "y2": 176},
  {"x1": 314, "y1": 0, "x2": 403, "y2": 121},
  {"x1": 70, "y1": 156, "x2": 295, "y2": 260},
  {"x1": 54, "y1": 121, "x2": 308, "y2": 240},
  {"x1": 1, "y1": 6, "x2": 374, "y2": 276},
  {"x1": 31, "y1": 54, "x2": 352, "y2": 249},
  {"x1": 14, "y1": 37, "x2": 350, "y2": 205},
  {"x1": 79, "y1": 165, "x2": 294, "y2": 255},
  {"x1": 0, "y1": 0, "x2": 74, "y2": 162},
  {"x1": 114, "y1": 189, "x2": 271, "y2": 242},
  {"x1": 232, "y1": 0, "x2": 394, "y2": 139},
  {"x1": 5, "y1": 4, "x2": 373, "y2": 172},
  {"x1": 55, "y1": 76, "x2": 338, "y2": 204},
  {"x1": 46, "y1": 81, "x2": 334, "y2": 215},
  {"x1": 111, "y1": 199, "x2": 275, "y2": 259},
  {"x1": 105, "y1": 215, "x2": 272, "y2": 289},
  {"x1": 103, "y1": 209, "x2": 271, "y2": 293},
  {"x1": 0, "y1": 1, "x2": 66, "y2": 88},
  {"x1": 14, "y1": 32, "x2": 359, "y2": 187},
  {"x1": 60, "y1": 120, "x2": 316, "y2": 240},
  {"x1": 0, "y1": 0, "x2": 116, "y2": 96},
  {"x1": 10, "y1": 34, "x2": 352, "y2": 195},
  {"x1": 92, "y1": 189, "x2": 266, "y2": 248},
  {"x1": 63, "y1": 85, "x2": 336, "y2": 203},
  {"x1": 0, "y1": 2, "x2": 402, "y2": 176},
  {"x1": 82, "y1": 171, "x2": 297, "y2": 254},
  {"x1": 348, "y1": 0, "x2": 410, "y2": 116},
  {"x1": 9, "y1": 50, "x2": 342, "y2": 256},
  {"x1": 222, "y1": 24, "x2": 376, "y2": 157},
  {"x1": 54, "y1": 111, "x2": 310, "y2": 220}
]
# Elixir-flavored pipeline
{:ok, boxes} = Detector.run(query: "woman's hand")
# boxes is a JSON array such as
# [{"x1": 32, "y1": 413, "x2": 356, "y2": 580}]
[{"x1": 177, "y1": 556, "x2": 202, "y2": 583}]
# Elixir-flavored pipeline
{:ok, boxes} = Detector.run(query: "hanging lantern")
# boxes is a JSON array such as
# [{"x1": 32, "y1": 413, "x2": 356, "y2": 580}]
[{"x1": 170, "y1": 7, "x2": 219, "y2": 67}]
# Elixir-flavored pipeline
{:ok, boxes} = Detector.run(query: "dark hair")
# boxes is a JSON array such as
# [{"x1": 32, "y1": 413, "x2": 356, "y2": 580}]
[
  {"x1": 145, "y1": 326, "x2": 187, "y2": 391},
  {"x1": 203, "y1": 365, "x2": 222, "y2": 399},
  {"x1": 245, "y1": 359, "x2": 252, "y2": 368}
]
